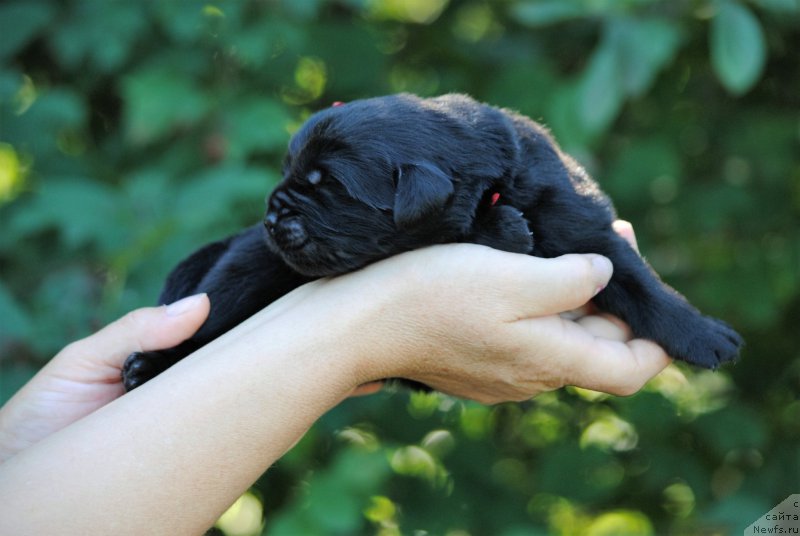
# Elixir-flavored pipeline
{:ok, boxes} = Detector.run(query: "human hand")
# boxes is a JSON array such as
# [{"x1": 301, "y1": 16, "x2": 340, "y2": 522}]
[
  {"x1": 0, "y1": 295, "x2": 209, "y2": 462},
  {"x1": 559, "y1": 219, "x2": 639, "y2": 321},
  {"x1": 276, "y1": 217, "x2": 667, "y2": 403},
  {"x1": 0, "y1": 219, "x2": 661, "y2": 460},
  {"x1": 336, "y1": 219, "x2": 668, "y2": 403},
  {"x1": 369, "y1": 251, "x2": 668, "y2": 403}
]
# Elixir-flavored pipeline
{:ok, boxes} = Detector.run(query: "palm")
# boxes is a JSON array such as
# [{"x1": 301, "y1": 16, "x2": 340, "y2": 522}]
[
  {"x1": 1, "y1": 356, "x2": 126, "y2": 456},
  {"x1": 0, "y1": 295, "x2": 210, "y2": 461}
]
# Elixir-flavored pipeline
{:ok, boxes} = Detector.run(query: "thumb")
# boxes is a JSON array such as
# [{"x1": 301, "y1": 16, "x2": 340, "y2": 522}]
[
  {"x1": 64, "y1": 293, "x2": 211, "y2": 370},
  {"x1": 503, "y1": 253, "x2": 614, "y2": 318}
]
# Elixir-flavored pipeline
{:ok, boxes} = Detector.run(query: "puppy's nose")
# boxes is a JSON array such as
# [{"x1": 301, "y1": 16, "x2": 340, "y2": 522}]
[{"x1": 268, "y1": 216, "x2": 308, "y2": 250}]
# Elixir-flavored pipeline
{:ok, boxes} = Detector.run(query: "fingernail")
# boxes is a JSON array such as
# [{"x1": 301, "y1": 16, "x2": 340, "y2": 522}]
[
  {"x1": 612, "y1": 220, "x2": 633, "y2": 234},
  {"x1": 165, "y1": 293, "x2": 207, "y2": 317},
  {"x1": 589, "y1": 254, "x2": 613, "y2": 291},
  {"x1": 593, "y1": 284, "x2": 606, "y2": 297}
]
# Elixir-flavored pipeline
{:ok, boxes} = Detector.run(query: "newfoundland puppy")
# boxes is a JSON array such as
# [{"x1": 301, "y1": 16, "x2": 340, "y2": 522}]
[{"x1": 122, "y1": 94, "x2": 742, "y2": 390}]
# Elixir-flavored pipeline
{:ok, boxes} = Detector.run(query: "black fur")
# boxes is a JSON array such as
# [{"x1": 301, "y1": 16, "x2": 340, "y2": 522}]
[{"x1": 122, "y1": 94, "x2": 742, "y2": 390}]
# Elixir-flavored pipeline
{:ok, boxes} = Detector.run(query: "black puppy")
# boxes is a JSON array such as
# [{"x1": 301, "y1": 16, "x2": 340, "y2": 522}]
[{"x1": 122, "y1": 94, "x2": 742, "y2": 390}]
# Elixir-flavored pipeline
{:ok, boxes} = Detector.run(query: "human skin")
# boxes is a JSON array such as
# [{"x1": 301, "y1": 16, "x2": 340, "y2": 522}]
[{"x1": 0, "y1": 237, "x2": 669, "y2": 535}]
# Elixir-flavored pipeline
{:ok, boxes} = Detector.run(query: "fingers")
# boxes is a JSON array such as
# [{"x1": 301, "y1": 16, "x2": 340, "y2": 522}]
[
  {"x1": 496, "y1": 253, "x2": 614, "y2": 318},
  {"x1": 63, "y1": 294, "x2": 210, "y2": 370},
  {"x1": 496, "y1": 220, "x2": 636, "y2": 317},
  {"x1": 514, "y1": 221, "x2": 666, "y2": 396},
  {"x1": 512, "y1": 316, "x2": 671, "y2": 396},
  {"x1": 613, "y1": 219, "x2": 639, "y2": 252},
  {"x1": 574, "y1": 338, "x2": 672, "y2": 396},
  {"x1": 572, "y1": 313, "x2": 662, "y2": 392},
  {"x1": 576, "y1": 313, "x2": 632, "y2": 342},
  {"x1": 384, "y1": 244, "x2": 614, "y2": 319}
]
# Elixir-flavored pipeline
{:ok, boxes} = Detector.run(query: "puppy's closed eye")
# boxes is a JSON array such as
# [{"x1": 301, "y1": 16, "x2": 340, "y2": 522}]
[
  {"x1": 394, "y1": 162, "x2": 454, "y2": 228},
  {"x1": 307, "y1": 169, "x2": 322, "y2": 185}
]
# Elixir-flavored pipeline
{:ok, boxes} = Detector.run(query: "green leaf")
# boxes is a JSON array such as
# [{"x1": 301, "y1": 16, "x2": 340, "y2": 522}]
[
  {"x1": 547, "y1": 83, "x2": 592, "y2": 150},
  {"x1": 510, "y1": 1, "x2": 585, "y2": 27},
  {"x1": 390, "y1": 445, "x2": 438, "y2": 480},
  {"x1": 577, "y1": 35, "x2": 624, "y2": 137},
  {"x1": 11, "y1": 178, "x2": 124, "y2": 251},
  {"x1": 363, "y1": 495, "x2": 396, "y2": 523},
  {"x1": 305, "y1": 23, "x2": 386, "y2": 95},
  {"x1": 710, "y1": 1, "x2": 767, "y2": 95},
  {"x1": 175, "y1": 165, "x2": 273, "y2": 230},
  {"x1": 4, "y1": 88, "x2": 87, "y2": 163},
  {"x1": 603, "y1": 136, "x2": 682, "y2": 209},
  {"x1": 615, "y1": 18, "x2": 683, "y2": 97},
  {"x1": 585, "y1": 510, "x2": 654, "y2": 536},
  {"x1": 24, "y1": 88, "x2": 86, "y2": 129},
  {"x1": 537, "y1": 444, "x2": 623, "y2": 502},
  {"x1": 572, "y1": 17, "x2": 683, "y2": 139},
  {"x1": 224, "y1": 98, "x2": 292, "y2": 158},
  {"x1": 407, "y1": 390, "x2": 442, "y2": 419},
  {"x1": 29, "y1": 264, "x2": 106, "y2": 355},
  {"x1": 283, "y1": 0, "x2": 322, "y2": 19},
  {"x1": 0, "y1": 281, "x2": 32, "y2": 342},
  {"x1": 638, "y1": 446, "x2": 712, "y2": 498},
  {"x1": 0, "y1": 1, "x2": 54, "y2": 60},
  {"x1": 123, "y1": 69, "x2": 210, "y2": 144},
  {"x1": 702, "y1": 491, "x2": 773, "y2": 533},
  {"x1": 751, "y1": 0, "x2": 800, "y2": 14},
  {"x1": 459, "y1": 403, "x2": 493, "y2": 439},
  {"x1": 268, "y1": 449, "x2": 390, "y2": 535},
  {"x1": 148, "y1": 0, "x2": 210, "y2": 43},
  {"x1": 0, "y1": 361, "x2": 37, "y2": 406},
  {"x1": 48, "y1": 0, "x2": 147, "y2": 73},
  {"x1": 692, "y1": 403, "x2": 769, "y2": 456},
  {"x1": 0, "y1": 69, "x2": 23, "y2": 102},
  {"x1": 485, "y1": 60, "x2": 558, "y2": 118}
]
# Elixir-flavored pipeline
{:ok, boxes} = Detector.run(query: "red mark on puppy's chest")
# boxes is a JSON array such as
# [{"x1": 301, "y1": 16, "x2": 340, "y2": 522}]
[{"x1": 490, "y1": 192, "x2": 501, "y2": 206}]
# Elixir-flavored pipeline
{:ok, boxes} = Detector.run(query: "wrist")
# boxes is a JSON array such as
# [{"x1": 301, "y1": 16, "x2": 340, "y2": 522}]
[
  {"x1": 270, "y1": 271, "x2": 415, "y2": 390},
  {"x1": 218, "y1": 293, "x2": 373, "y2": 407}
]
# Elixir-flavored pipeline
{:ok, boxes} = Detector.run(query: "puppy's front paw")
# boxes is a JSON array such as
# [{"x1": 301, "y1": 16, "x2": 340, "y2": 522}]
[
  {"x1": 672, "y1": 316, "x2": 743, "y2": 369},
  {"x1": 471, "y1": 205, "x2": 533, "y2": 254},
  {"x1": 122, "y1": 351, "x2": 164, "y2": 391}
]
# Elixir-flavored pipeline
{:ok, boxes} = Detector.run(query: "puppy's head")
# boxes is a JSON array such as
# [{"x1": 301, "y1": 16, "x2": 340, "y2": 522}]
[{"x1": 263, "y1": 94, "x2": 527, "y2": 276}]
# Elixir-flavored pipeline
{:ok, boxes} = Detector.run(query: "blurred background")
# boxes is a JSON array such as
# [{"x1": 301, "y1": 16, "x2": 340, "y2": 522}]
[{"x1": 0, "y1": 0, "x2": 798, "y2": 534}]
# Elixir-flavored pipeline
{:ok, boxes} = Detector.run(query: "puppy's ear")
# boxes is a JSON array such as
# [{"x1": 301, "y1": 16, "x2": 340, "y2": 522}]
[{"x1": 394, "y1": 162, "x2": 454, "y2": 228}]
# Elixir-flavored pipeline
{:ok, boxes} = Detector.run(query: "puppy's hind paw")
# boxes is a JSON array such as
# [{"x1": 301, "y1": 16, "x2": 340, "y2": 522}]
[{"x1": 676, "y1": 316, "x2": 743, "y2": 370}]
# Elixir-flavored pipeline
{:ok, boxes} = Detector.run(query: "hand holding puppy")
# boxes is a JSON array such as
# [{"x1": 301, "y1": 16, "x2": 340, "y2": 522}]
[
  {"x1": 0, "y1": 227, "x2": 671, "y2": 535},
  {"x1": 282, "y1": 244, "x2": 670, "y2": 404},
  {"x1": 0, "y1": 221, "x2": 664, "y2": 463}
]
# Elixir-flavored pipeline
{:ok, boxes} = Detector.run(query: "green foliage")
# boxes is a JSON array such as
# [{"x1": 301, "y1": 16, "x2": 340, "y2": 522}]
[
  {"x1": 269, "y1": 446, "x2": 392, "y2": 534},
  {"x1": 710, "y1": 1, "x2": 767, "y2": 94},
  {"x1": 1, "y1": 0, "x2": 798, "y2": 534}
]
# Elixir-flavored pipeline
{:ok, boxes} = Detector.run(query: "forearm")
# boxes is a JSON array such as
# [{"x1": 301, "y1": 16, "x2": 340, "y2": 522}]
[{"x1": 0, "y1": 304, "x2": 360, "y2": 536}]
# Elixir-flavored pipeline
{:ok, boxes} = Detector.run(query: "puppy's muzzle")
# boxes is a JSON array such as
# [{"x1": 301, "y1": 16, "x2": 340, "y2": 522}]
[{"x1": 264, "y1": 212, "x2": 309, "y2": 250}]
